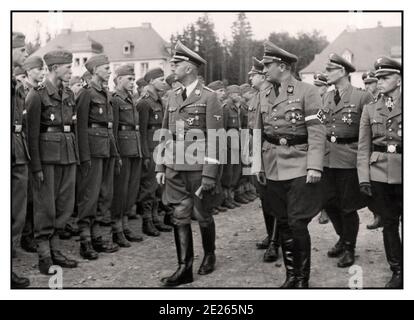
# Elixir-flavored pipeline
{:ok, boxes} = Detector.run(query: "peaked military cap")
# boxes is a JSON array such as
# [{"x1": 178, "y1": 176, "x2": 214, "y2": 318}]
[
  {"x1": 313, "y1": 72, "x2": 328, "y2": 86},
  {"x1": 207, "y1": 80, "x2": 225, "y2": 91},
  {"x1": 44, "y1": 50, "x2": 73, "y2": 67},
  {"x1": 362, "y1": 71, "x2": 378, "y2": 84},
  {"x1": 248, "y1": 57, "x2": 265, "y2": 75},
  {"x1": 227, "y1": 85, "x2": 241, "y2": 95},
  {"x1": 84, "y1": 54, "x2": 109, "y2": 73},
  {"x1": 374, "y1": 57, "x2": 401, "y2": 77},
  {"x1": 136, "y1": 77, "x2": 148, "y2": 87},
  {"x1": 12, "y1": 32, "x2": 26, "y2": 49},
  {"x1": 326, "y1": 53, "x2": 356, "y2": 73},
  {"x1": 115, "y1": 63, "x2": 135, "y2": 77},
  {"x1": 262, "y1": 41, "x2": 298, "y2": 65},
  {"x1": 144, "y1": 68, "x2": 164, "y2": 83},
  {"x1": 23, "y1": 56, "x2": 44, "y2": 71},
  {"x1": 170, "y1": 40, "x2": 207, "y2": 66}
]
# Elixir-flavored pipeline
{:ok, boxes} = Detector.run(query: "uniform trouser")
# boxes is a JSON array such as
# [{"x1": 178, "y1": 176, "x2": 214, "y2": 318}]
[
  {"x1": 266, "y1": 176, "x2": 325, "y2": 277},
  {"x1": 96, "y1": 157, "x2": 115, "y2": 224},
  {"x1": 137, "y1": 158, "x2": 158, "y2": 220},
  {"x1": 22, "y1": 172, "x2": 34, "y2": 240},
  {"x1": 371, "y1": 181, "x2": 403, "y2": 273},
  {"x1": 111, "y1": 157, "x2": 142, "y2": 233},
  {"x1": 12, "y1": 164, "x2": 28, "y2": 251},
  {"x1": 32, "y1": 164, "x2": 76, "y2": 258},
  {"x1": 164, "y1": 167, "x2": 214, "y2": 227},
  {"x1": 77, "y1": 157, "x2": 113, "y2": 241},
  {"x1": 324, "y1": 168, "x2": 365, "y2": 247},
  {"x1": 221, "y1": 164, "x2": 241, "y2": 189},
  {"x1": 254, "y1": 179, "x2": 275, "y2": 236}
]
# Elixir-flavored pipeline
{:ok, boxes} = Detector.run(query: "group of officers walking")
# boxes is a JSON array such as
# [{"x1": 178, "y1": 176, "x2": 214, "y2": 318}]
[{"x1": 12, "y1": 30, "x2": 402, "y2": 289}]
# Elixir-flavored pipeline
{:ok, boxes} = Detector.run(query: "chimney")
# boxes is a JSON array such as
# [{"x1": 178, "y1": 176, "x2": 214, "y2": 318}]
[
  {"x1": 141, "y1": 22, "x2": 151, "y2": 29},
  {"x1": 61, "y1": 28, "x2": 71, "y2": 35}
]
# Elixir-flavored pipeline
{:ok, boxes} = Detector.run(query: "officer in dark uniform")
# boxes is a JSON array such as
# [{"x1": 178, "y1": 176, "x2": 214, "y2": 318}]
[
  {"x1": 253, "y1": 41, "x2": 326, "y2": 288},
  {"x1": 26, "y1": 50, "x2": 79, "y2": 275},
  {"x1": 358, "y1": 57, "x2": 402, "y2": 288},
  {"x1": 11, "y1": 31, "x2": 30, "y2": 288},
  {"x1": 247, "y1": 57, "x2": 279, "y2": 262},
  {"x1": 323, "y1": 53, "x2": 373, "y2": 268},
  {"x1": 137, "y1": 68, "x2": 172, "y2": 235},
  {"x1": 155, "y1": 41, "x2": 224, "y2": 286},
  {"x1": 76, "y1": 54, "x2": 119, "y2": 260},
  {"x1": 20, "y1": 56, "x2": 46, "y2": 254},
  {"x1": 109, "y1": 64, "x2": 145, "y2": 247}
]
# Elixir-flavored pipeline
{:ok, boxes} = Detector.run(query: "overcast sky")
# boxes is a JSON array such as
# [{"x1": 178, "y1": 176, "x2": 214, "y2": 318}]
[{"x1": 12, "y1": 12, "x2": 401, "y2": 45}]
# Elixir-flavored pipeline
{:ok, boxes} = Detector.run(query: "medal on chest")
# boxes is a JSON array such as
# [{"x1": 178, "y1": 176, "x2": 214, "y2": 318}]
[
  {"x1": 99, "y1": 107, "x2": 103, "y2": 115},
  {"x1": 50, "y1": 113, "x2": 55, "y2": 121},
  {"x1": 154, "y1": 114, "x2": 159, "y2": 120}
]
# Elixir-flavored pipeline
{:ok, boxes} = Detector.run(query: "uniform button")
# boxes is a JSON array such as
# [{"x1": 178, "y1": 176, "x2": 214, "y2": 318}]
[
  {"x1": 388, "y1": 120, "x2": 392, "y2": 123},
  {"x1": 389, "y1": 128, "x2": 393, "y2": 132},
  {"x1": 389, "y1": 137, "x2": 393, "y2": 140},
  {"x1": 332, "y1": 119, "x2": 336, "y2": 122},
  {"x1": 333, "y1": 125, "x2": 336, "y2": 128},
  {"x1": 274, "y1": 126, "x2": 278, "y2": 129}
]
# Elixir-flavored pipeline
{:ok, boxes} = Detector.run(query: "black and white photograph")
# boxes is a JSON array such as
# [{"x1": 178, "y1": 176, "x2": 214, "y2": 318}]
[{"x1": 8, "y1": 6, "x2": 406, "y2": 298}]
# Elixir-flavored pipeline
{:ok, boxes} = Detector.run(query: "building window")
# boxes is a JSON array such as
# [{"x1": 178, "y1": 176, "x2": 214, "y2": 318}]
[
  {"x1": 83, "y1": 57, "x2": 88, "y2": 65},
  {"x1": 74, "y1": 58, "x2": 80, "y2": 67},
  {"x1": 123, "y1": 45, "x2": 130, "y2": 54},
  {"x1": 141, "y1": 62, "x2": 149, "y2": 76}
]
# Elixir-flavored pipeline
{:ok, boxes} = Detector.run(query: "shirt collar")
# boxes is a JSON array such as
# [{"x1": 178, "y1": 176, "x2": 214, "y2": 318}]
[{"x1": 185, "y1": 79, "x2": 199, "y2": 97}]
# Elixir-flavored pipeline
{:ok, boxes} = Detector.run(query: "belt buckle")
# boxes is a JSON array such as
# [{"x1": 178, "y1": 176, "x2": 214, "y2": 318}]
[
  {"x1": 330, "y1": 136, "x2": 337, "y2": 143},
  {"x1": 387, "y1": 144, "x2": 397, "y2": 153},
  {"x1": 14, "y1": 124, "x2": 22, "y2": 133},
  {"x1": 135, "y1": 125, "x2": 139, "y2": 131},
  {"x1": 63, "y1": 125, "x2": 71, "y2": 132},
  {"x1": 108, "y1": 122, "x2": 113, "y2": 129},
  {"x1": 279, "y1": 137, "x2": 287, "y2": 146}
]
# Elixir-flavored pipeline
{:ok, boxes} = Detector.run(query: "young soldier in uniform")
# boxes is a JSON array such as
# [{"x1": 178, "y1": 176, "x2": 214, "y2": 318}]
[
  {"x1": 110, "y1": 64, "x2": 145, "y2": 247},
  {"x1": 323, "y1": 53, "x2": 373, "y2": 268},
  {"x1": 11, "y1": 32, "x2": 30, "y2": 288},
  {"x1": 313, "y1": 72, "x2": 330, "y2": 225},
  {"x1": 76, "y1": 54, "x2": 119, "y2": 260},
  {"x1": 248, "y1": 57, "x2": 279, "y2": 262},
  {"x1": 155, "y1": 41, "x2": 224, "y2": 286},
  {"x1": 20, "y1": 56, "x2": 46, "y2": 254},
  {"x1": 357, "y1": 57, "x2": 402, "y2": 288},
  {"x1": 137, "y1": 68, "x2": 172, "y2": 235},
  {"x1": 26, "y1": 50, "x2": 79, "y2": 275},
  {"x1": 253, "y1": 41, "x2": 326, "y2": 288},
  {"x1": 221, "y1": 85, "x2": 244, "y2": 208}
]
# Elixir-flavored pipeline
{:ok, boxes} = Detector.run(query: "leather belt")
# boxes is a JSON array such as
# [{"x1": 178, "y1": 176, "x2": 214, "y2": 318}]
[
  {"x1": 119, "y1": 125, "x2": 140, "y2": 131},
  {"x1": 327, "y1": 136, "x2": 359, "y2": 144},
  {"x1": 373, "y1": 144, "x2": 402, "y2": 154},
  {"x1": 40, "y1": 126, "x2": 71, "y2": 133},
  {"x1": 13, "y1": 124, "x2": 23, "y2": 133},
  {"x1": 264, "y1": 135, "x2": 307, "y2": 146},
  {"x1": 90, "y1": 122, "x2": 113, "y2": 129},
  {"x1": 148, "y1": 125, "x2": 161, "y2": 130}
]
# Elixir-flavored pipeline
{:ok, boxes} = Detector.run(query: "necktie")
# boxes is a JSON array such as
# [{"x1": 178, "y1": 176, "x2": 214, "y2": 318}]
[
  {"x1": 386, "y1": 97, "x2": 394, "y2": 112},
  {"x1": 334, "y1": 89, "x2": 341, "y2": 105},
  {"x1": 182, "y1": 88, "x2": 187, "y2": 101}
]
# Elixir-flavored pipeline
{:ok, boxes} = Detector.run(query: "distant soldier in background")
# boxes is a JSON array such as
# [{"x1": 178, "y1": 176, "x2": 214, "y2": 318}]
[
  {"x1": 358, "y1": 57, "x2": 402, "y2": 288},
  {"x1": 11, "y1": 31, "x2": 30, "y2": 288},
  {"x1": 362, "y1": 71, "x2": 381, "y2": 101},
  {"x1": 69, "y1": 76, "x2": 83, "y2": 99}
]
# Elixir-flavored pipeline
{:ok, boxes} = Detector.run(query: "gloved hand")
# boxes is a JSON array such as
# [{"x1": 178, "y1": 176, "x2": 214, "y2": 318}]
[
  {"x1": 256, "y1": 172, "x2": 267, "y2": 186},
  {"x1": 115, "y1": 158, "x2": 123, "y2": 176},
  {"x1": 201, "y1": 176, "x2": 216, "y2": 192},
  {"x1": 80, "y1": 160, "x2": 91, "y2": 177},
  {"x1": 360, "y1": 182, "x2": 372, "y2": 197},
  {"x1": 156, "y1": 172, "x2": 166, "y2": 185}
]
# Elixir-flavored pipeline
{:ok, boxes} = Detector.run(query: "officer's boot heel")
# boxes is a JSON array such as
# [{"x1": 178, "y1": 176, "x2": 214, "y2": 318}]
[
  {"x1": 384, "y1": 228, "x2": 402, "y2": 288},
  {"x1": 263, "y1": 219, "x2": 279, "y2": 262},
  {"x1": 198, "y1": 221, "x2": 216, "y2": 275},
  {"x1": 294, "y1": 233, "x2": 311, "y2": 289},
  {"x1": 161, "y1": 224, "x2": 194, "y2": 287},
  {"x1": 279, "y1": 234, "x2": 296, "y2": 288}
]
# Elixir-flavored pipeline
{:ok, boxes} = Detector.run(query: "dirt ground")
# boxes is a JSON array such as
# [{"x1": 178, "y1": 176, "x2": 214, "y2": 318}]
[{"x1": 13, "y1": 200, "x2": 391, "y2": 289}]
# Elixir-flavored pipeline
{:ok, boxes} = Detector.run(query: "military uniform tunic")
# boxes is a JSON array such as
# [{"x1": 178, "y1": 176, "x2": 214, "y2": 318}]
[
  {"x1": 155, "y1": 81, "x2": 224, "y2": 226},
  {"x1": 76, "y1": 79, "x2": 118, "y2": 240},
  {"x1": 110, "y1": 89, "x2": 143, "y2": 232},
  {"x1": 26, "y1": 79, "x2": 78, "y2": 254}
]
